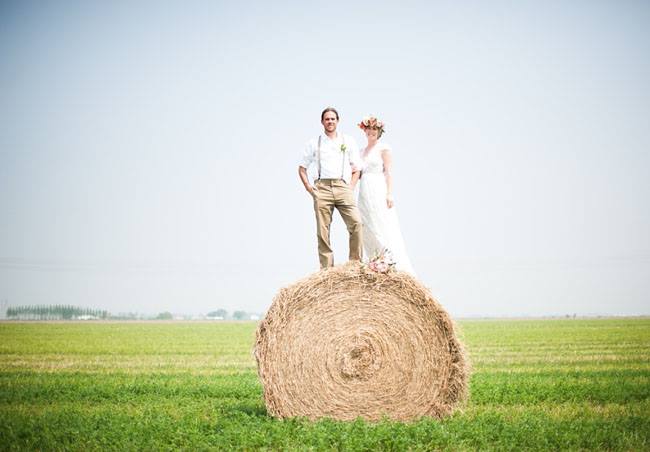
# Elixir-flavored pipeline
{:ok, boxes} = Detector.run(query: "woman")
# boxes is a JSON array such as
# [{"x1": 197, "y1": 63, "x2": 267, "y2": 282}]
[{"x1": 357, "y1": 115, "x2": 415, "y2": 275}]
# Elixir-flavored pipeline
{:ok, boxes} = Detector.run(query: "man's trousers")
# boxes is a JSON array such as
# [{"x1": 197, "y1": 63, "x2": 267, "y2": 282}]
[{"x1": 312, "y1": 178, "x2": 363, "y2": 268}]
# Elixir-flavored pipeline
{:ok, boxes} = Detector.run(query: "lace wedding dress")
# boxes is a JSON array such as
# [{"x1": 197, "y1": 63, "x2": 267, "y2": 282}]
[{"x1": 357, "y1": 143, "x2": 415, "y2": 275}]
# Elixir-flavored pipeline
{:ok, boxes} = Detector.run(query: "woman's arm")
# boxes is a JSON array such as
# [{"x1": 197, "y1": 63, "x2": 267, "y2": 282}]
[{"x1": 382, "y1": 149, "x2": 394, "y2": 208}]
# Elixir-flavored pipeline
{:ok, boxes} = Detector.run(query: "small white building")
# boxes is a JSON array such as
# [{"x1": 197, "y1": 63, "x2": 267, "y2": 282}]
[{"x1": 76, "y1": 315, "x2": 99, "y2": 320}]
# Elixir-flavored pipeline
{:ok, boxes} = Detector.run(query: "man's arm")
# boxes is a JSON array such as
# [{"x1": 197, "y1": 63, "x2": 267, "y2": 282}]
[
  {"x1": 299, "y1": 139, "x2": 316, "y2": 195},
  {"x1": 350, "y1": 169, "x2": 360, "y2": 189},
  {"x1": 299, "y1": 166, "x2": 315, "y2": 194},
  {"x1": 348, "y1": 136, "x2": 361, "y2": 189}
]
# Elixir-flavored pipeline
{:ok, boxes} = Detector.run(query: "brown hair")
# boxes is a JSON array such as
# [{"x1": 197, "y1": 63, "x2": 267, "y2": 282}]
[{"x1": 321, "y1": 107, "x2": 339, "y2": 121}]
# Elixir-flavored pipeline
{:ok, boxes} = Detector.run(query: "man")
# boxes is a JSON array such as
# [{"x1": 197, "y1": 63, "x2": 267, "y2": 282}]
[{"x1": 299, "y1": 107, "x2": 363, "y2": 268}]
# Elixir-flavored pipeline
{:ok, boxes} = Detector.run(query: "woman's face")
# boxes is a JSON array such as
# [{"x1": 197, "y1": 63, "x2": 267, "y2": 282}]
[{"x1": 365, "y1": 128, "x2": 379, "y2": 141}]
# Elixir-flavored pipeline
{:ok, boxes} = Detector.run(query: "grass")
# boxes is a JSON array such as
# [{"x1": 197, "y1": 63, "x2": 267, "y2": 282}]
[{"x1": 0, "y1": 318, "x2": 648, "y2": 450}]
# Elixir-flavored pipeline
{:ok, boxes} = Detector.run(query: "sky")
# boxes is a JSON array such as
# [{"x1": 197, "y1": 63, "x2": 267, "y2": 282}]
[{"x1": 1, "y1": 1, "x2": 649, "y2": 318}]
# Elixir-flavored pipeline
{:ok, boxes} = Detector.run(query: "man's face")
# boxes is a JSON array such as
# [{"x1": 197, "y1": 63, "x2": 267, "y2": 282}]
[{"x1": 321, "y1": 111, "x2": 338, "y2": 133}]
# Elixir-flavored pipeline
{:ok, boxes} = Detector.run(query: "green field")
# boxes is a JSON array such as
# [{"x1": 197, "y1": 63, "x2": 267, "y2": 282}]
[{"x1": 0, "y1": 318, "x2": 648, "y2": 450}]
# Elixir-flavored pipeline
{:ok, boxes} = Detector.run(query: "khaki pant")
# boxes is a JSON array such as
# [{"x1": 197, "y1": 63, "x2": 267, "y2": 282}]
[{"x1": 312, "y1": 179, "x2": 363, "y2": 268}]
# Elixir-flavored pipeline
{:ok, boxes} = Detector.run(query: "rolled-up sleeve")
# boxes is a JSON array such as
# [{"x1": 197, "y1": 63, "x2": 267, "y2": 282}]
[{"x1": 300, "y1": 140, "x2": 315, "y2": 169}]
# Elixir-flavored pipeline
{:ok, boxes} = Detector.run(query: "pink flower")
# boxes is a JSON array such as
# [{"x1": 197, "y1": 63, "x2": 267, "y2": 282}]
[{"x1": 358, "y1": 115, "x2": 386, "y2": 132}]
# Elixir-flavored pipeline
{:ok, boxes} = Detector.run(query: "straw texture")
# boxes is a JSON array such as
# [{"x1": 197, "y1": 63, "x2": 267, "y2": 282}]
[{"x1": 254, "y1": 263, "x2": 470, "y2": 422}]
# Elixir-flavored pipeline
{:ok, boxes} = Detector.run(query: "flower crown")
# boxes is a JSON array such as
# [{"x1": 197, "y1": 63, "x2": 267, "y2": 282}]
[{"x1": 358, "y1": 115, "x2": 385, "y2": 134}]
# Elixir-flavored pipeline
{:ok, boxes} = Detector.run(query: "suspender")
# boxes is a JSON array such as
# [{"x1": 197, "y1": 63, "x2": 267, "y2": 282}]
[
  {"x1": 317, "y1": 136, "x2": 321, "y2": 179},
  {"x1": 316, "y1": 134, "x2": 346, "y2": 180},
  {"x1": 340, "y1": 134, "x2": 346, "y2": 178}
]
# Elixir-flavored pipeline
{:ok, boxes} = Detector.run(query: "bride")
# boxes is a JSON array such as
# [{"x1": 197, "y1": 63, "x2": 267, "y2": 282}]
[{"x1": 357, "y1": 115, "x2": 415, "y2": 275}]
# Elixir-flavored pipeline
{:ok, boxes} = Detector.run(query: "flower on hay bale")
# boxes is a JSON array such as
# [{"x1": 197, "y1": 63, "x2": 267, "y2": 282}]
[{"x1": 366, "y1": 248, "x2": 395, "y2": 273}]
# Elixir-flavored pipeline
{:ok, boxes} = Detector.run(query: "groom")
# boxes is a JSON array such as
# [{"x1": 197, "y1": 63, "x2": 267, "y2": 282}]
[{"x1": 298, "y1": 107, "x2": 363, "y2": 268}]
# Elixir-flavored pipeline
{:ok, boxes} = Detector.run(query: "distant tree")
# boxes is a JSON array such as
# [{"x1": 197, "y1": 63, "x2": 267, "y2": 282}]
[
  {"x1": 207, "y1": 309, "x2": 228, "y2": 319},
  {"x1": 232, "y1": 310, "x2": 248, "y2": 321},
  {"x1": 109, "y1": 312, "x2": 140, "y2": 320},
  {"x1": 156, "y1": 311, "x2": 173, "y2": 320},
  {"x1": 5, "y1": 304, "x2": 109, "y2": 320}
]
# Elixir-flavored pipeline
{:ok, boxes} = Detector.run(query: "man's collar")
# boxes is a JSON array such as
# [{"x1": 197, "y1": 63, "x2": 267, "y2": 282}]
[{"x1": 322, "y1": 132, "x2": 341, "y2": 141}]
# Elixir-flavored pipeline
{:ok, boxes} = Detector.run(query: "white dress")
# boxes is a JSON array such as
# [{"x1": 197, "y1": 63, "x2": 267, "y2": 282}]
[{"x1": 357, "y1": 143, "x2": 415, "y2": 275}]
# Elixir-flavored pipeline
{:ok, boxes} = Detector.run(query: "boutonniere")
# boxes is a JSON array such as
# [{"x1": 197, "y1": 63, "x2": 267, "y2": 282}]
[{"x1": 340, "y1": 144, "x2": 347, "y2": 152}]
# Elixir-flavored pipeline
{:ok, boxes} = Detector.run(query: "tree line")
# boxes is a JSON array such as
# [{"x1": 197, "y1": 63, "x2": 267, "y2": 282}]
[
  {"x1": 206, "y1": 309, "x2": 254, "y2": 320},
  {"x1": 4, "y1": 305, "x2": 259, "y2": 321},
  {"x1": 6, "y1": 305, "x2": 109, "y2": 320},
  {"x1": 154, "y1": 310, "x2": 255, "y2": 320}
]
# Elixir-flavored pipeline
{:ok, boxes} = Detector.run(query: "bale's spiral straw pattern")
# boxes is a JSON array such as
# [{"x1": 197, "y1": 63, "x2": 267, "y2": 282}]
[{"x1": 254, "y1": 263, "x2": 470, "y2": 422}]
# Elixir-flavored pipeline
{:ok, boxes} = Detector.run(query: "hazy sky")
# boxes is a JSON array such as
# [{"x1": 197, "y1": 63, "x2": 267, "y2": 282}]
[{"x1": 1, "y1": 1, "x2": 649, "y2": 317}]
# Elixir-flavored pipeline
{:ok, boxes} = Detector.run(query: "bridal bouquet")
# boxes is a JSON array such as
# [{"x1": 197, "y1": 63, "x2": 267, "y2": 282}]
[{"x1": 366, "y1": 248, "x2": 396, "y2": 273}]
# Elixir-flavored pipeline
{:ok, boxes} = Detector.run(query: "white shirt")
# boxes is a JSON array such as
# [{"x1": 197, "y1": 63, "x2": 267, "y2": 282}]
[{"x1": 299, "y1": 132, "x2": 361, "y2": 183}]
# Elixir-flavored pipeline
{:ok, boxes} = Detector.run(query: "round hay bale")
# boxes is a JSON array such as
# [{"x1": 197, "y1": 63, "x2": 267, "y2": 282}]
[{"x1": 254, "y1": 263, "x2": 470, "y2": 422}]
